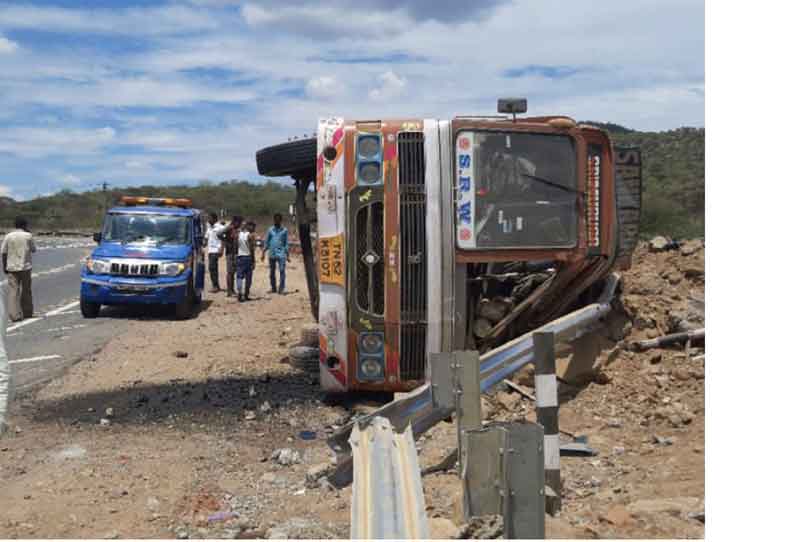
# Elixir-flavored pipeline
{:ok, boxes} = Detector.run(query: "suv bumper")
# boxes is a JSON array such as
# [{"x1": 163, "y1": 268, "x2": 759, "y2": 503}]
[{"x1": 80, "y1": 273, "x2": 189, "y2": 305}]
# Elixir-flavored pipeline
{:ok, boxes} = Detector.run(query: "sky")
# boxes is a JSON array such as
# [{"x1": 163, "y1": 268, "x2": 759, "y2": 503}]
[{"x1": 0, "y1": 0, "x2": 704, "y2": 200}]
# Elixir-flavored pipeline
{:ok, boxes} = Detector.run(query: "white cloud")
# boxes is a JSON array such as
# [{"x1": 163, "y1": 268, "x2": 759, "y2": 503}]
[
  {"x1": 0, "y1": 126, "x2": 116, "y2": 158},
  {"x1": 3, "y1": 75, "x2": 258, "y2": 109},
  {"x1": 0, "y1": 4, "x2": 219, "y2": 36},
  {"x1": 0, "y1": 184, "x2": 15, "y2": 198},
  {"x1": 306, "y1": 76, "x2": 344, "y2": 99},
  {"x1": 368, "y1": 71, "x2": 406, "y2": 102},
  {"x1": 0, "y1": 0, "x2": 703, "y2": 196},
  {"x1": 239, "y1": 3, "x2": 411, "y2": 38},
  {"x1": 62, "y1": 174, "x2": 82, "y2": 186},
  {"x1": 0, "y1": 35, "x2": 18, "y2": 54},
  {"x1": 240, "y1": 3, "x2": 274, "y2": 25}
]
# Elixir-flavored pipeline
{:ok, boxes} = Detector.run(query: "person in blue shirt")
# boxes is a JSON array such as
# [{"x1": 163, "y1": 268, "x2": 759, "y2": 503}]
[{"x1": 261, "y1": 213, "x2": 290, "y2": 294}]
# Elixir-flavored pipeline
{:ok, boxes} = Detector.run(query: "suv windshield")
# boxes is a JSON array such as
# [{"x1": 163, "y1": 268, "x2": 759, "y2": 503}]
[
  {"x1": 456, "y1": 131, "x2": 578, "y2": 249},
  {"x1": 102, "y1": 213, "x2": 190, "y2": 245}
]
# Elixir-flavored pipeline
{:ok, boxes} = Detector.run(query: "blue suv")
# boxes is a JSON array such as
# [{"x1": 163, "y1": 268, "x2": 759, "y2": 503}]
[{"x1": 81, "y1": 197, "x2": 206, "y2": 319}]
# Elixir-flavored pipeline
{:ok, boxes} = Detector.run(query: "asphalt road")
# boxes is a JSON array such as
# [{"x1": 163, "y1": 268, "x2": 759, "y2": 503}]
[{"x1": 2, "y1": 238, "x2": 121, "y2": 394}]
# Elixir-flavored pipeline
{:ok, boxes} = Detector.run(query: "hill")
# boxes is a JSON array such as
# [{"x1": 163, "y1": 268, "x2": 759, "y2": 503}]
[
  {"x1": 0, "y1": 180, "x2": 297, "y2": 231},
  {"x1": 585, "y1": 122, "x2": 705, "y2": 239}
]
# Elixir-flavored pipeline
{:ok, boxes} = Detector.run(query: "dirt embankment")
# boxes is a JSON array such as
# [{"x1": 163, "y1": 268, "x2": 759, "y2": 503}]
[
  {"x1": 416, "y1": 239, "x2": 705, "y2": 539},
  {"x1": 0, "y1": 241, "x2": 704, "y2": 539}
]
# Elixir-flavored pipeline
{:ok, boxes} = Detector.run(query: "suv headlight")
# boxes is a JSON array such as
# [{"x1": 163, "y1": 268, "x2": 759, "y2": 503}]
[
  {"x1": 85, "y1": 258, "x2": 111, "y2": 274},
  {"x1": 160, "y1": 261, "x2": 187, "y2": 276}
]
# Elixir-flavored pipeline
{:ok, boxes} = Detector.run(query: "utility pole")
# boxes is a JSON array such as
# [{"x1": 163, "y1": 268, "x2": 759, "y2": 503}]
[{"x1": 100, "y1": 182, "x2": 109, "y2": 220}]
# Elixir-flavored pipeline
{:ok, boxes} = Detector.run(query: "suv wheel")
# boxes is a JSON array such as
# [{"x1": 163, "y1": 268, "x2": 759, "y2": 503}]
[
  {"x1": 80, "y1": 297, "x2": 101, "y2": 318},
  {"x1": 175, "y1": 278, "x2": 195, "y2": 320}
]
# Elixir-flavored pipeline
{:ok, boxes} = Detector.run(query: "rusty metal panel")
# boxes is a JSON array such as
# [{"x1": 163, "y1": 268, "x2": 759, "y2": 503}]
[
  {"x1": 350, "y1": 417, "x2": 429, "y2": 540},
  {"x1": 614, "y1": 146, "x2": 642, "y2": 269}
]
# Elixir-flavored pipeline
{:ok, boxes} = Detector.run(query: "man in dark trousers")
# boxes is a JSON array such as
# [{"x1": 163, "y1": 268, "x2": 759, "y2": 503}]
[
  {"x1": 1, "y1": 216, "x2": 36, "y2": 322},
  {"x1": 236, "y1": 221, "x2": 257, "y2": 302},
  {"x1": 261, "y1": 213, "x2": 290, "y2": 294},
  {"x1": 204, "y1": 212, "x2": 230, "y2": 292},
  {"x1": 222, "y1": 216, "x2": 243, "y2": 297}
]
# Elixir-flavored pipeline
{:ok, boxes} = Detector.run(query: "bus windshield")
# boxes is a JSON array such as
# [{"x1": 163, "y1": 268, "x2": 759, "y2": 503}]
[{"x1": 455, "y1": 131, "x2": 578, "y2": 249}]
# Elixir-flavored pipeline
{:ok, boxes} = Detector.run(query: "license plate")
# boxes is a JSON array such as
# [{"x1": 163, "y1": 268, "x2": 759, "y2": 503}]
[
  {"x1": 318, "y1": 234, "x2": 344, "y2": 287},
  {"x1": 116, "y1": 284, "x2": 147, "y2": 293}
]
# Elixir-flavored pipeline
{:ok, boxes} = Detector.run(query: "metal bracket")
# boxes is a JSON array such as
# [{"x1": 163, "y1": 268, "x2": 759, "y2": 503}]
[
  {"x1": 431, "y1": 351, "x2": 481, "y2": 474},
  {"x1": 430, "y1": 352, "x2": 455, "y2": 410},
  {"x1": 463, "y1": 422, "x2": 545, "y2": 539}
]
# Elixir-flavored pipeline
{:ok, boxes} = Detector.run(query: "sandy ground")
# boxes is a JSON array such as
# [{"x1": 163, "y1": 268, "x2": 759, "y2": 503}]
[{"x1": 0, "y1": 242, "x2": 705, "y2": 539}]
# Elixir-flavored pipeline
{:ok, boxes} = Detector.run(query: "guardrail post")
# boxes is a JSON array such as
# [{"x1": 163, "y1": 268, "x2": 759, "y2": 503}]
[{"x1": 534, "y1": 331, "x2": 561, "y2": 515}]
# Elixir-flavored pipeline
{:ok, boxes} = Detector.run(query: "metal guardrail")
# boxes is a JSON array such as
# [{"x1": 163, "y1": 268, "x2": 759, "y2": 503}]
[
  {"x1": 350, "y1": 417, "x2": 429, "y2": 540},
  {"x1": 328, "y1": 273, "x2": 621, "y2": 487}
]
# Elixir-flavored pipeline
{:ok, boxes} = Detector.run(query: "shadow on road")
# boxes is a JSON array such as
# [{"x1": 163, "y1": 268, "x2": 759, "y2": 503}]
[
  {"x1": 95, "y1": 299, "x2": 214, "y2": 321},
  {"x1": 26, "y1": 372, "x2": 327, "y2": 427}
]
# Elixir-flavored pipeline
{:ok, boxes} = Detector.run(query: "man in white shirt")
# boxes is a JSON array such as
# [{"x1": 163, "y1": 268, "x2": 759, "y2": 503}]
[
  {"x1": 235, "y1": 221, "x2": 256, "y2": 302},
  {"x1": 204, "y1": 212, "x2": 230, "y2": 293},
  {"x1": 1, "y1": 217, "x2": 36, "y2": 322}
]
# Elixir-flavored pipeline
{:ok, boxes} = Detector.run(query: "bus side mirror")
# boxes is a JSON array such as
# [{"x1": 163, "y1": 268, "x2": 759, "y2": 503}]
[
  {"x1": 93, "y1": 232, "x2": 102, "y2": 243},
  {"x1": 497, "y1": 98, "x2": 527, "y2": 114}
]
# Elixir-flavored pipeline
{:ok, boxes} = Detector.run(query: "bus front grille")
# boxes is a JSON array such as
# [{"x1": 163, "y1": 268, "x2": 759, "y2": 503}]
[
  {"x1": 398, "y1": 131, "x2": 427, "y2": 382},
  {"x1": 354, "y1": 201, "x2": 385, "y2": 316}
]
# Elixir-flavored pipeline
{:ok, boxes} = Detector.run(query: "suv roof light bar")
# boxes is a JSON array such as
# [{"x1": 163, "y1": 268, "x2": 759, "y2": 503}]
[{"x1": 120, "y1": 196, "x2": 192, "y2": 208}]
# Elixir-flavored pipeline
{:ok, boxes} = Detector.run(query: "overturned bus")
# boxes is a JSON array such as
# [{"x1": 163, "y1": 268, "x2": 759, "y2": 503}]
[{"x1": 256, "y1": 99, "x2": 641, "y2": 394}]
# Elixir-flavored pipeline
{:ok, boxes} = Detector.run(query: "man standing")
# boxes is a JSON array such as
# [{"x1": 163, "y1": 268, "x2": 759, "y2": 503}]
[
  {"x1": 1, "y1": 217, "x2": 36, "y2": 322},
  {"x1": 261, "y1": 213, "x2": 290, "y2": 294},
  {"x1": 222, "y1": 216, "x2": 242, "y2": 297},
  {"x1": 236, "y1": 221, "x2": 256, "y2": 302},
  {"x1": 0, "y1": 283, "x2": 9, "y2": 437},
  {"x1": 204, "y1": 212, "x2": 230, "y2": 293}
]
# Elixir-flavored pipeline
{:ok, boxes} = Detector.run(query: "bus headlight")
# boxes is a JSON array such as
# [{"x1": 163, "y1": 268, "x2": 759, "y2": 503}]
[
  {"x1": 160, "y1": 261, "x2": 187, "y2": 276},
  {"x1": 357, "y1": 135, "x2": 380, "y2": 159},
  {"x1": 359, "y1": 358, "x2": 384, "y2": 380},
  {"x1": 360, "y1": 332, "x2": 384, "y2": 355},
  {"x1": 358, "y1": 162, "x2": 382, "y2": 184},
  {"x1": 356, "y1": 133, "x2": 383, "y2": 186},
  {"x1": 358, "y1": 332, "x2": 385, "y2": 382}
]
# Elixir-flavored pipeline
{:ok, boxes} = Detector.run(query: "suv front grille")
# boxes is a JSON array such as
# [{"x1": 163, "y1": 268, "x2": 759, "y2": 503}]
[
  {"x1": 398, "y1": 131, "x2": 427, "y2": 381},
  {"x1": 110, "y1": 262, "x2": 159, "y2": 276}
]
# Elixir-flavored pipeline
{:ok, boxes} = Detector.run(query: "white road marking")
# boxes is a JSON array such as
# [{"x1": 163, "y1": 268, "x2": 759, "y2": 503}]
[
  {"x1": 9, "y1": 354, "x2": 63, "y2": 365},
  {"x1": 35, "y1": 324, "x2": 88, "y2": 334},
  {"x1": 1, "y1": 263, "x2": 79, "y2": 286},
  {"x1": 5, "y1": 325, "x2": 84, "y2": 337},
  {"x1": 6, "y1": 299, "x2": 81, "y2": 332}
]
